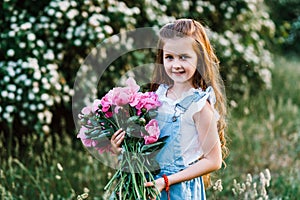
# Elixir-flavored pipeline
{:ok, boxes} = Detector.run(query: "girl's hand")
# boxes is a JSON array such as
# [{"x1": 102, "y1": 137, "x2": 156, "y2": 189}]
[
  {"x1": 110, "y1": 128, "x2": 125, "y2": 154},
  {"x1": 145, "y1": 177, "x2": 166, "y2": 193}
]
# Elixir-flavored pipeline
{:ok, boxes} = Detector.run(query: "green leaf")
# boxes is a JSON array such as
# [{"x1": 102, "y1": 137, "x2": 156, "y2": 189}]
[
  {"x1": 89, "y1": 130, "x2": 113, "y2": 141},
  {"x1": 127, "y1": 116, "x2": 140, "y2": 123},
  {"x1": 141, "y1": 141, "x2": 165, "y2": 153}
]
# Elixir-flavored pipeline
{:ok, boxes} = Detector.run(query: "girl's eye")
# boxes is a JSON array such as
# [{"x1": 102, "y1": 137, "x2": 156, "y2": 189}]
[
  {"x1": 165, "y1": 55, "x2": 173, "y2": 60},
  {"x1": 180, "y1": 55, "x2": 189, "y2": 60}
]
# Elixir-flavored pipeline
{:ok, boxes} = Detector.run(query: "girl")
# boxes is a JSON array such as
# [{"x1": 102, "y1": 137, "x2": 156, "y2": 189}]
[{"x1": 111, "y1": 18, "x2": 228, "y2": 200}]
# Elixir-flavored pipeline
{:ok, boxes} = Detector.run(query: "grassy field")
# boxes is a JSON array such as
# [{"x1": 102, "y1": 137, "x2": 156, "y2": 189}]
[{"x1": 1, "y1": 55, "x2": 299, "y2": 199}]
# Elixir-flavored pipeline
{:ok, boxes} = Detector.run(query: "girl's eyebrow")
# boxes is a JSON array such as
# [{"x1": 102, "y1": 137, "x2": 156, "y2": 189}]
[{"x1": 164, "y1": 52, "x2": 191, "y2": 56}]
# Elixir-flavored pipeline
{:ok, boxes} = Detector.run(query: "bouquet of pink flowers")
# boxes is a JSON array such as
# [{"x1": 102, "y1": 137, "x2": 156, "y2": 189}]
[{"x1": 77, "y1": 78, "x2": 166, "y2": 199}]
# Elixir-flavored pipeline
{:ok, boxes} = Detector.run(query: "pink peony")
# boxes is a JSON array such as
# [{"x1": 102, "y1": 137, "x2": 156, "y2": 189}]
[
  {"x1": 135, "y1": 92, "x2": 161, "y2": 115},
  {"x1": 111, "y1": 87, "x2": 132, "y2": 106},
  {"x1": 92, "y1": 99, "x2": 102, "y2": 113},
  {"x1": 81, "y1": 106, "x2": 92, "y2": 115},
  {"x1": 143, "y1": 119, "x2": 160, "y2": 145},
  {"x1": 77, "y1": 127, "x2": 98, "y2": 147},
  {"x1": 101, "y1": 90, "x2": 114, "y2": 112},
  {"x1": 105, "y1": 111, "x2": 113, "y2": 118},
  {"x1": 125, "y1": 77, "x2": 140, "y2": 94}
]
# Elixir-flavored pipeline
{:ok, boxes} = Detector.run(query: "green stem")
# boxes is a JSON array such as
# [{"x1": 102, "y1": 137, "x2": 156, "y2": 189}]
[
  {"x1": 123, "y1": 141, "x2": 141, "y2": 199},
  {"x1": 104, "y1": 169, "x2": 120, "y2": 191}
]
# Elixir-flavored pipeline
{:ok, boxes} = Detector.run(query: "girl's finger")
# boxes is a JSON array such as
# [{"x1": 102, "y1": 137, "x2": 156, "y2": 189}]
[
  {"x1": 144, "y1": 181, "x2": 154, "y2": 187},
  {"x1": 115, "y1": 130, "x2": 125, "y2": 141},
  {"x1": 111, "y1": 128, "x2": 123, "y2": 140}
]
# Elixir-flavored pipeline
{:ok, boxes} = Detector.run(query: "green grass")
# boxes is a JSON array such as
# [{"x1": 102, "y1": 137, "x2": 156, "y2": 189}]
[{"x1": 0, "y1": 55, "x2": 299, "y2": 199}]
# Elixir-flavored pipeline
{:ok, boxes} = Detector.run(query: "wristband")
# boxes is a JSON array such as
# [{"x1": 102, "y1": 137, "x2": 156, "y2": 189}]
[{"x1": 162, "y1": 174, "x2": 170, "y2": 200}]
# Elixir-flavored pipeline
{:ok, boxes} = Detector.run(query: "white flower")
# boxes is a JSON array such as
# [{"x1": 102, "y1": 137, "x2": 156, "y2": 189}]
[
  {"x1": 55, "y1": 11, "x2": 63, "y2": 18},
  {"x1": 37, "y1": 103, "x2": 44, "y2": 110},
  {"x1": 7, "y1": 84, "x2": 16, "y2": 92},
  {"x1": 19, "y1": 42, "x2": 26, "y2": 48},
  {"x1": 29, "y1": 104, "x2": 36, "y2": 111},
  {"x1": 42, "y1": 125, "x2": 50, "y2": 134},
  {"x1": 7, "y1": 49, "x2": 15, "y2": 57},
  {"x1": 103, "y1": 25, "x2": 113, "y2": 34},
  {"x1": 66, "y1": 32, "x2": 73, "y2": 39},
  {"x1": 89, "y1": 15, "x2": 101, "y2": 27},
  {"x1": 19, "y1": 74, "x2": 27, "y2": 81},
  {"x1": 46, "y1": 99, "x2": 54, "y2": 106},
  {"x1": 1, "y1": 90, "x2": 8, "y2": 98},
  {"x1": 227, "y1": 6, "x2": 234, "y2": 13},
  {"x1": 44, "y1": 50, "x2": 55, "y2": 60},
  {"x1": 132, "y1": 7, "x2": 140, "y2": 14},
  {"x1": 8, "y1": 93, "x2": 15, "y2": 100},
  {"x1": 17, "y1": 88, "x2": 23, "y2": 94},
  {"x1": 235, "y1": 43, "x2": 244, "y2": 53},
  {"x1": 66, "y1": 9, "x2": 78, "y2": 19},
  {"x1": 43, "y1": 83, "x2": 51, "y2": 90},
  {"x1": 7, "y1": 67, "x2": 15, "y2": 77},
  {"x1": 37, "y1": 40, "x2": 45, "y2": 47},
  {"x1": 27, "y1": 33, "x2": 36, "y2": 41},
  {"x1": 10, "y1": 16, "x2": 17, "y2": 23},
  {"x1": 37, "y1": 112, "x2": 44, "y2": 121},
  {"x1": 69, "y1": 89, "x2": 74, "y2": 96},
  {"x1": 20, "y1": 22, "x2": 32, "y2": 30},
  {"x1": 33, "y1": 71, "x2": 42, "y2": 80},
  {"x1": 6, "y1": 105, "x2": 14, "y2": 113},
  {"x1": 24, "y1": 79, "x2": 32, "y2": 86},
  {"x1": 16, "y1": 95, "x2": 21, "y2": 101},
  {"x1": 4, "y1": 76, "x2": 10, "y2": 83},
  {"x1": 28, "y1": 92, "x2": 35, "y2": 100},
  {"x1": 182, "y1": 1, "x2": 190, "y2": 10},
  {"x1": 58, "y1": 1, "x2": 70, "y2": 12},
  {"x1": 50, "y1": 23, "x2": 57, "y2": 29},
  {"x1": 8, "y1": 31, "x2": 16, "y2": 37},
  {"x1": 40, "y1": 16, "x2": 49, "y2": 23},
  {"x1": 196, "y1": 6, "x2": 203, "y2": 13},
  {"x1": 33, "y1": 50, "x2": 39, "y2": 56},
  {"x1": 82, "y1": 11, "x2": 88, "y2": 18},
  {"x1": 54, "y1": 83, "x2": 62, "y2": 91},
  {"x1": 47, "y1": 8, "x2": 55, "y2": 16},
  {"x1": 20, "y1": 111, "x2": 26, "y2": 118},
  {"x1": 44, "y1": 110, "x2": 53, "y2": 124},
  {"x1": 33, "y1": 87, "x2": 39, "y2": 93},
  {"x1": 53, "y1": 31, "x2": 59, "y2": 37},
  {"x1": 63, "y1": 95, "x2": 70, "y2": 102},
  {"x1": 74, "y1": 39, "x2": 82, "y2": 46},
  {"x1": 41, "y1": 93, "x2": 50, "y2": 101},
  {"x1": 3, "y1": 112, "x2": 12, "y2": 122}
]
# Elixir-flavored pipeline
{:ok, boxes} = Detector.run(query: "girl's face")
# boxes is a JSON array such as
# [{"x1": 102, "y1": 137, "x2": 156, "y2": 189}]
[{"x1": 162, "y1": 37, "x2": 198, "y2": 86}]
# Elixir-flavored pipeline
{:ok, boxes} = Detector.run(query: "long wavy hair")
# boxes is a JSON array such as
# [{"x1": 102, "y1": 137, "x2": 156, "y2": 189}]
[{"x1": 151, "y1": 18, "x2": 228, "y2": 188}]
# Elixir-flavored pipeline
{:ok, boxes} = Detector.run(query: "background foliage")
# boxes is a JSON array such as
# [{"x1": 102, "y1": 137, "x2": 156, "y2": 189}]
[{"x1": 0, "y1": 0, "x2": 299, "y2": 199}]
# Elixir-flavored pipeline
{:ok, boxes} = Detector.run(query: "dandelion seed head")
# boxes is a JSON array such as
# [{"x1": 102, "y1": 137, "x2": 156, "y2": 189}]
[
  {"x1": 57, "y1": 163, "x2": 63, "y2": 171},
  {"x1": 55, "y1": 175, "x2": 61, "y2": 180}
]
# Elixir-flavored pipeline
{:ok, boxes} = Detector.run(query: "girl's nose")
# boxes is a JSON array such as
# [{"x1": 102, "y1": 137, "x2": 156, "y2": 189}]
[{"x1": 172, "y1": 59, "x2": 182, "y2": 69}]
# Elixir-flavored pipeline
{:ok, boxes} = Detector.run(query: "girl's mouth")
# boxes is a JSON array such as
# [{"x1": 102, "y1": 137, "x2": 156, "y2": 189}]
[{"x1": 172, "y1": 71, "x2": 185, "y2": 75}]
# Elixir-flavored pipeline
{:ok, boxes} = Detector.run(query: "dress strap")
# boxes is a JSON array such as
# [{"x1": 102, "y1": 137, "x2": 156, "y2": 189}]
[{"x1": 171, "y1": 90, "x2": 206, "y2": 122}]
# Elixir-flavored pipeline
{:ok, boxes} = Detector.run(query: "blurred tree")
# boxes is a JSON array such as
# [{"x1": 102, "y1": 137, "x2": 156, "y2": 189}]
[
  {"x1": 265, "y1": 0, "x2": 300, "y2": 54},
  {"x1": 0, "y1": 0, "x2": 276, "y2": 147}
]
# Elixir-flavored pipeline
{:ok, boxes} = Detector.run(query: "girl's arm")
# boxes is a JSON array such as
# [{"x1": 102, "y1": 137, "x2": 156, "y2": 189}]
[{"x1": 145, "y1": 101, "x2": 222, "y2": 191}]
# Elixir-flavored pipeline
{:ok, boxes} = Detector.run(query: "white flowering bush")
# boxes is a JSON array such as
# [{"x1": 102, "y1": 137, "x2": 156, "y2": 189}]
[{"x1": 1, "y1": 0, "x2": 275, "y2": 136}]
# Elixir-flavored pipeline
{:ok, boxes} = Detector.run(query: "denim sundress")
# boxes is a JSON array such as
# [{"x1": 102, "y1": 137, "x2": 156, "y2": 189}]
[{"x1": 154, "y1": 84, "x2": 219, "y2": 200}]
